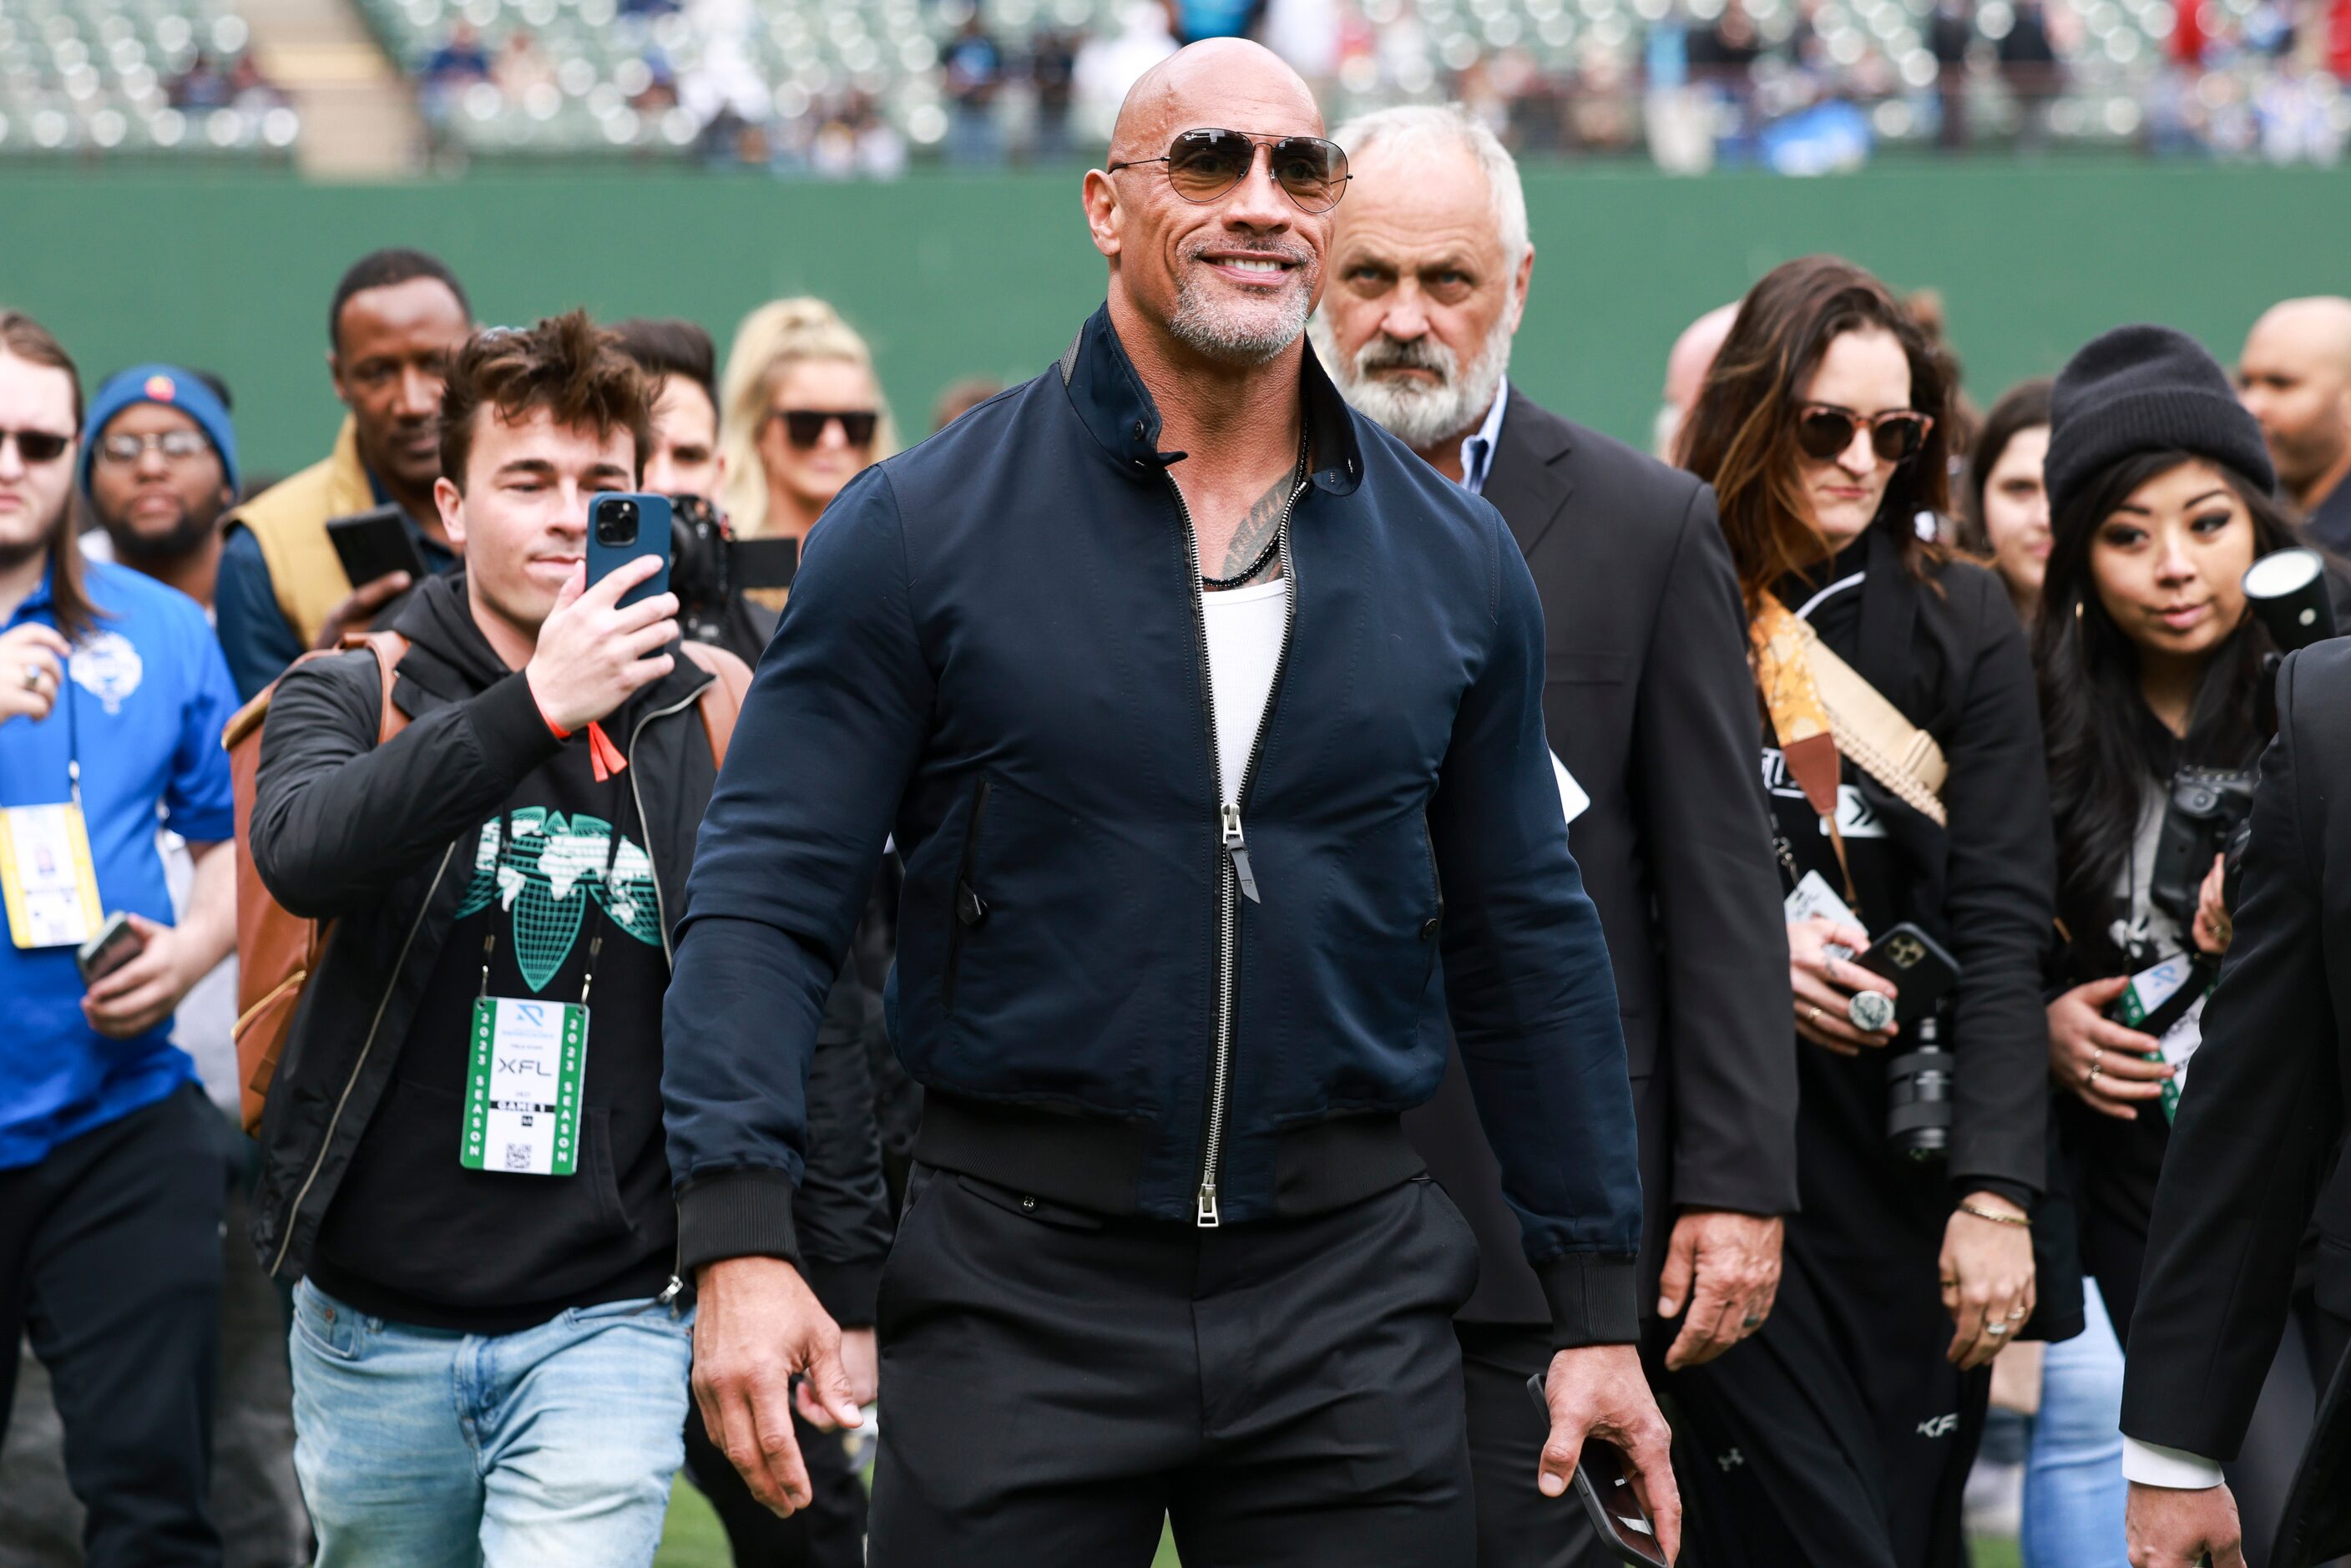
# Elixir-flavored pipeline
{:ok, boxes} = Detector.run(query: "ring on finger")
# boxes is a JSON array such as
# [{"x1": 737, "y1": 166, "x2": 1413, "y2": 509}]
[
  {"x1": 19, "y1": 662, "x2": 42, "y2": 690},
  {"x1": 2086, "y1": 1058, "x2": 2103, "y2": 1085},
  {"x1": 1984, "y1": 1321, "x2": 2012, "y2": 1337},
  {"x1": 1742, "y1": 1314, "x2": 1762, "y2": 1330},
  {"x1": 1805, "y1": 1004, "x2": 1823, "y2": 1027}
]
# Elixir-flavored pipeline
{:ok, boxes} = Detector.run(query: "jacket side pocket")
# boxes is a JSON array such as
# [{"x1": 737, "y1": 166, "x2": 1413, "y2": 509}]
[{"x1": 941, "y1": 777, "x2": 993, "y2": 1014}]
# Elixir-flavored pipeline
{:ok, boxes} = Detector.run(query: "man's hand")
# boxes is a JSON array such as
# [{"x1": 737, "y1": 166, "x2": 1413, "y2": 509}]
[
  {"x1": 314, "y1": 569, "x2": 413, "y2": 650},
  {"x1": 2127, "y1": 1479, "x2": 2244, "y2": 1568},
  {"x1": 692, "y1": 1256, "x2": 862, "y2": 1518},
  {"x1": 1537, "y1": 1343, "x2": 1682, "y2": 1563},
  {"x1": 837, "y1": 1325, "x2": 879, "y2": 1409},
  {"x1": 81, "y1": 913, "x2": 210, "y2": 1039},
  {"x1": 0, "y1": 623, "x2": 69, "y2": 727},
  {"x1": 1658, "y1": 1210, "x2": 1784, "y2": 1371},
  {"x1": 522, "y1": 559, "x2": 680, "y2": 734}
]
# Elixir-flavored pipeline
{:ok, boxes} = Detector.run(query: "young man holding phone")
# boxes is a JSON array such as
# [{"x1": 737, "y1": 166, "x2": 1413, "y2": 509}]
[
  {"x1": 0, "y1": 311, "x2": 241, "y2": 1563},
  {"x1": 245, "y1": 312, "x2": 885, "y2": 1565}
]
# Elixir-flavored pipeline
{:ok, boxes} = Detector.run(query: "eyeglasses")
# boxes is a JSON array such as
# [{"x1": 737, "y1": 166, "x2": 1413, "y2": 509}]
[
  {"x1": 1794, "y1": 404, "x2": 1934, "y2": 465},
  {"x1": 1107, "y1": 128, "x2": 1351, "y2": 214},
  {"x1": 95, "y1": 430, "x2": 213, "y2": 466},
  {"x1": 0, "y1": 429, "x2": 73, "y2": 465},
  {"x1": 773, "y1": 409, "x2": 878, "y2": 449}
]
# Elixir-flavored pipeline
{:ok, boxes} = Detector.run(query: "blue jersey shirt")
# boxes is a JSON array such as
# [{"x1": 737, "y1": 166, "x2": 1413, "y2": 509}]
[{"x1": 0, "y1": 558, "x2": 239, "y2": 1167}]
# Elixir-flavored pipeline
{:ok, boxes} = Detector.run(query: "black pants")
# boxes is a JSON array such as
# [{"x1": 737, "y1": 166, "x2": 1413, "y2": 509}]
[
  {"x1": 867, "y1": 1166, "x2": 1481, "y2": 1567},
  {"x1": 681, "y1": 1402, "x2": 867, "y2": 1565},
  {"x1": 1666, "y1": 1236, "x2": 1985, "y2": 1568},
  {"x1": 1457, "y1": 1318, "x2": 1707, "y2": 1568},
  {"x1": 0, "y1": 1085, "x2": 226, "y2": 1567}
]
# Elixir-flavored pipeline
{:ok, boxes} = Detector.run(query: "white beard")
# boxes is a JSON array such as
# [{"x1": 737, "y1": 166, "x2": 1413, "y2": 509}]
[
  {"x1": 1168, "y1": 271, "x2": 1313, "y2": 365},
  {"x1": 1312, "y1": 312, "x2": 1514, "y2": 453}
]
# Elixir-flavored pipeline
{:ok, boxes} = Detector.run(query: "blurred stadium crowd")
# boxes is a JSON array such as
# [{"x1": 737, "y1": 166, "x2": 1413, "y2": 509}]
[{"x1": 0, "y1": 0, "x2": 2346, "y2": 168}]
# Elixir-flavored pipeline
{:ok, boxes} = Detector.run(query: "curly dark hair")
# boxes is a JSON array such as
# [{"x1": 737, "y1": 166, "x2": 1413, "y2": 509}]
[
  {"x1": 438, "y1": 311, "x2": 651, "y2": 493},
  {"x1": 1680, "y1": 255, "x2": 1954, "y2": 609}
]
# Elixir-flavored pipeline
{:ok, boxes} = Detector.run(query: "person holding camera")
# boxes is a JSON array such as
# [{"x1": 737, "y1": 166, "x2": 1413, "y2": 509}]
[
  {"x1": 1671, "y1": 256, "x2": 2058, "y2": 1567},
  {"x1": 245, "y1": 312, "x2": 885, "y2": 1566},
  {"x1": 2025, "y1": 327, "x2": 2351, "y2": 1568}
]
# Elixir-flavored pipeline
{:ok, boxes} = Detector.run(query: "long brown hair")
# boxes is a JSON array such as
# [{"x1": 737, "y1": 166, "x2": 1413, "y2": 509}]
[
  {"x1": 1679, "y1": 255, "x2": 1954, "y2": 610},
  {"x1": 0, "y1": 310, "x2": 99, "y2": 641}
]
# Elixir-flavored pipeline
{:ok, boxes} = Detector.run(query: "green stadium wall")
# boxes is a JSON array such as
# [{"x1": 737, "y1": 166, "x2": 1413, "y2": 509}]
[{"x1": 2, "y1": 160, "x2": 2345, "y2": 481}]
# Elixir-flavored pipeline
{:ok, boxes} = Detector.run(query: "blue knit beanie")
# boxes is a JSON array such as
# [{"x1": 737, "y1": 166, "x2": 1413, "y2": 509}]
[{"x1": 77, "y1": 364, "x2": 240, "y2": 498}]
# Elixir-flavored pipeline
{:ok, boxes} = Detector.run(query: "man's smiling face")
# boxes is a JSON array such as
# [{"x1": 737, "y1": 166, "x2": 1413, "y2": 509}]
[{"x1": 1092, "y1": 42, "x2": 1332, "y2": 367}]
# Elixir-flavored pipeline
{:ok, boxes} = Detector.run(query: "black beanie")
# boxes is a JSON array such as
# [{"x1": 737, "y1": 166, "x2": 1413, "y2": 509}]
[{"x1": 2045, "y1": 323, "x2": 2274, "y2": 524}]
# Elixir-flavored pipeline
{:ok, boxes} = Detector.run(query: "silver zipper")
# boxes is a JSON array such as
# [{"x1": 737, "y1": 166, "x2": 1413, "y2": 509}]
[
  {"x1": 1170, "y1": 463, "x2": 1309, "y2": 1229},
  {"x1": 270, "y1": 843, "x2": 458, "y2": 1276}
]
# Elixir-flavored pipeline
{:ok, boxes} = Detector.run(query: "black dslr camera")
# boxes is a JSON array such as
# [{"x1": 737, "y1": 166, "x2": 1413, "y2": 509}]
[
  {"x1": 2148, "y1": 766, "x2": 2255, "y2": 928},
  {"x1": 666, "y1": 494, "x2": 799, "y2": 648}
]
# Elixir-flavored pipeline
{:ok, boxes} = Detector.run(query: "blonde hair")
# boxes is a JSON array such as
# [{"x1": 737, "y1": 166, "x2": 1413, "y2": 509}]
[{"x1": 718, "y1": 297, "x2": 897, "y2": 538}]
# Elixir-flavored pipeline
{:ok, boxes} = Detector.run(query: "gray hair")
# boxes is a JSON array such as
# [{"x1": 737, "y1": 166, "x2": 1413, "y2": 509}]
[{"x1": 1328, "y1": 104, "x2": 1530, "y2": 274}]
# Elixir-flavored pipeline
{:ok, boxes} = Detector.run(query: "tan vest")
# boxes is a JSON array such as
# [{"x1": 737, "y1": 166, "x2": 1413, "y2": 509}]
[{"x1": 223, "y1": 417, "x2": 379, "y2": 649}]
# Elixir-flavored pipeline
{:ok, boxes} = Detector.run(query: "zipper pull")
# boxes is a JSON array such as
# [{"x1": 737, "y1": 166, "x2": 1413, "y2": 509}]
[
  {"x1": 1221, "y1": 804, "x2": 1261, "y2": 903},
  {"x1": 1196, "y1": 1181, "x2": 1221, "y2": 1227},
  {"x1": 657, "y1": 1274, "x2": 685, "y2": 1308}
]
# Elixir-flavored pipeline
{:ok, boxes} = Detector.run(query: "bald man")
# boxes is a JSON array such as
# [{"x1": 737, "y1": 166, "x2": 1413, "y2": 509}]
[
  {"x1": 665, "y1": 38, "x2": 1676, "y2": 1568},
  {"x1": 1655, "y1": 303, "x2": 1738, "y2": 461},
  {"x1": 2239, "y1": 296, "x2": 2351, "y2": 552}
]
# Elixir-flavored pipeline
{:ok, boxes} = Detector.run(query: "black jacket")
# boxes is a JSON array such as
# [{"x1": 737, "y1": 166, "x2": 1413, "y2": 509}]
[
  {"x1": 665, "y1": 306, "x2": 1643, "y2": 1346},
  {"x1": 1802, "y1": 523, "x2": 2055, "y2": 1197},
  {"x1": 2124, "y1": 641, "x2": 2351, "y2": 1483},
  {"x1": 1403, "y1": 390, "x2": 1797, "y2": 1322},
  {"x1": 247, "y1": 576, "x2": 889, "y2": 1323}
]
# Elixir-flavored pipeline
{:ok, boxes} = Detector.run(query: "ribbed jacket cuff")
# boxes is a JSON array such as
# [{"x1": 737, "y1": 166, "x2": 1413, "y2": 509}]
[
  {"x1": 677, "y1": 1169, "x2": 804, "y2": 1276},
  {"x1": 1537, "y1": 1254, "x2": 1641, "y2": 1348},
  {"x1": 468, "y1": 672, "x2": 567, "y2": 781},
  {"x1": 802, "y1": 1258, "x2": 883, "y2": 1328}
]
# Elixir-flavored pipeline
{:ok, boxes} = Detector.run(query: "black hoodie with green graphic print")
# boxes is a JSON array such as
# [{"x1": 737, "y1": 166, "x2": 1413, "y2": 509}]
[{"x1": 250, "y1": 574, "x2": 887, "y2": 1334}]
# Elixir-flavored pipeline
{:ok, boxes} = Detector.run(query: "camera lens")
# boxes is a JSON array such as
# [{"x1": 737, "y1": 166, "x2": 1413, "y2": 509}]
[{"x1": 594, "y1": 498, "x2": 639, "y2": 547}]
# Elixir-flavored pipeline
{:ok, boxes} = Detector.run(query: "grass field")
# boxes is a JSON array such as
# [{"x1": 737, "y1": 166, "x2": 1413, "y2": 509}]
[{"x1": 652, "y1": 1479, "x2": 2026, "y2": 1567}]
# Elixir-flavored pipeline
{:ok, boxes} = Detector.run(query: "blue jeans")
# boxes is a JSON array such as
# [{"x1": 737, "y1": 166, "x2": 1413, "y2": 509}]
[
  {"x1": 287, "y1": 1279, "x2": 693, "y2": 1568},
  {"x1": 2021, "y1": 1277, "x2": 2128, "y2": 1568}
]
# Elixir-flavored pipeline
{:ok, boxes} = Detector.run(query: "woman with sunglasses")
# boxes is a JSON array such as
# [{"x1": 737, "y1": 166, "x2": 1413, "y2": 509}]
[
  {"x1": 717, "y1": 297, "x2": 898, "y2": 546},
  {"x1": 2030, "y1": 325, "x2": 2346, "y2": 1565},
  {"x1": 1672, "y1": 255, "x2": 2058, "y2": 1568}
]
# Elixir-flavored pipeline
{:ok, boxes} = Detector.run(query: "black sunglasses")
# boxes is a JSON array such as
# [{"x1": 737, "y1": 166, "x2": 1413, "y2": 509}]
[
  {"x1": 1795, "y1": 404, "x2": 1934, "y2": 464},
  {"x1": 0, "y1": 428, "x2": 73, "y2": 465},
  {"x1": 773, "y1": 409, "x2": 878, "y2": 449},
  {"x1": 1108, "y1": 128, "x2": 1351, "y2": 214}
]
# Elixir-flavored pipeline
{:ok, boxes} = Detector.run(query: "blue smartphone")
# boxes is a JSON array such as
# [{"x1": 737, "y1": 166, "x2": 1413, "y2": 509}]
[{"x1": 585, "y1": 493, "x2": 672, "y2": 609}]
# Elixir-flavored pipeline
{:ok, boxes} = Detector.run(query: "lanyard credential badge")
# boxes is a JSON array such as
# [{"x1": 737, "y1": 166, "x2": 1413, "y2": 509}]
[
  {"x1": 0, "y1": 802, "x2": 103, "y2": 950},
  {"x1": 462, "y1": 996, "x2": 588, "y2": 1176}
]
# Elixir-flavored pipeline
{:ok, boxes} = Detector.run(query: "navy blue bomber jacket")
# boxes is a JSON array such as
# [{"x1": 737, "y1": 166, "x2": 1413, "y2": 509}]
[{"x1": 662, "y1": 306, "x2": 1643, "y2": 1344}]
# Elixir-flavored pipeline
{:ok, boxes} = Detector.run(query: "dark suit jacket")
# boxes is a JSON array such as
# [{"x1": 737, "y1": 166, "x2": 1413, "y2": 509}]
[
  {"x1": 1403, "y1": 388, "x2": 1797, "y2": 1323},
  {"x1": 2123, "y1": 640, "x2": 2351, "y2": 1524}
]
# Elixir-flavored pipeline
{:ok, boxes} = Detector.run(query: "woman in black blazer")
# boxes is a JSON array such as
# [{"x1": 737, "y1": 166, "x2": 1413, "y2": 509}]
[{"x1": 1669, "y1": 255, "x2": 2057, "y2": 1568}]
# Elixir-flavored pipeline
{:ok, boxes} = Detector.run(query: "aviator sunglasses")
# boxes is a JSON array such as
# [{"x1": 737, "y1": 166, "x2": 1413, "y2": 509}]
[
  {"x1": 1795, "y1": 404, "x2": 1934, "y2": 464},
  {"x1": 1108, "y1": 128, "x2": 1351, "y2": 214},
  {"x1": 0, "y1": 429, "x2": 73, "y2": 465},
  {"x1": 772, "y1": 409, "x2": 879, "y2": 449}
]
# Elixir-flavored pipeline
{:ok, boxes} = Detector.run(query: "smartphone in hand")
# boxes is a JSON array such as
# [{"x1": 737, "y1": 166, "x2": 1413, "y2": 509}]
[
  {"x1": 325, "y1": 503, "x2": 429, "y2": 589},
  {"x1": 585, "y1": 493, "x2": 673, "y2": 610},
  {"x1": 1524, "y1": 1373, "x2": 1671, "y2": 1566},
  {"x1": 75, "y1": 911, "x2": 145, "y2": 985}
]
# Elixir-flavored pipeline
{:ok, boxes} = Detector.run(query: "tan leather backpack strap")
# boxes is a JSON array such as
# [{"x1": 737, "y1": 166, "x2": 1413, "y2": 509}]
[
  {"x1": 1796, "y1": 625, "x2": 1949, "y2": 828},
  {"x1": 344, "y1": 630, "x2": 413, "y2": 742},
  {"x1": 678, "y1": 641, "x2": 752, "y2": 766}
]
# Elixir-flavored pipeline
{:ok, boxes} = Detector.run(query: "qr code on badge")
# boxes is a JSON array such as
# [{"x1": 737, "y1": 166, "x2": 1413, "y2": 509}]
[{"x1": 504, "y1": 1142, "x2": 533, "y2": 1171}]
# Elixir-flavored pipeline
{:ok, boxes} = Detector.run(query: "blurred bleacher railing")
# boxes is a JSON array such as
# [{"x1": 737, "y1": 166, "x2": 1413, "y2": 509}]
[
  {"x1": 0, "y1": 0, "x2": 297, "y2": 159},
  {"x1": 1, "y1": 0, "x2": 2343, "y2": 169}
]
